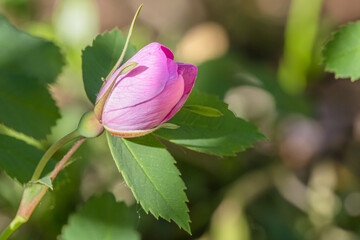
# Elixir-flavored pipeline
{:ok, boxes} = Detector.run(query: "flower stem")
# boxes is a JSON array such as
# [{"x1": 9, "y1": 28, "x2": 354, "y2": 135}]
[
  {"x1": 0, "y1": 137, "x2": 86, "y2": 240},
  {"x1": 0, "y1": 215, "x2": 27, "y2": 240},
  {"x1": 31, "y1": 130, "x2": 80, "y2": 181},
  {"x1": 50, "y1": 137, "x2": 86, "y2": 181}
]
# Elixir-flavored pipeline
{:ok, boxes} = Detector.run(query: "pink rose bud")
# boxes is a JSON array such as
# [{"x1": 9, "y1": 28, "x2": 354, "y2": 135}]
[{"x1": 96, "y1": 42, "x2": 197, "y2": 137}]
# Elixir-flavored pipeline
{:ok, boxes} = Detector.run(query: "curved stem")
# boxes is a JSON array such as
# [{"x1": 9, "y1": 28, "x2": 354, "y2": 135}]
[
  {"x1": 50, "y1": 137, "x2": 86, "y2": 181},
  {"x1": 31, "y1": 130, "x2": 80, "y2": 181},
  {"x1": 0, "y1": 138, "x2": 87, "y2": 240},
  {"x1": 0, "y1": 215, "x2": 27, "y2": 240}
]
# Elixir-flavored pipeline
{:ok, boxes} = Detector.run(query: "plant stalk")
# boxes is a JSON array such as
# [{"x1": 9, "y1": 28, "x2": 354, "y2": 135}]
[
  {"x1": 50, "y1": 137, "x2": 86, "y2": 181},
  {"x1": 0, "y1": 137, "x2": 86, "y2": 240},
  {"x1": 31, "y1": 130, "x2": 80, "y2": 181},
  {"x1": 0, "y1": 215, "x2": 27, "y2": 240}
]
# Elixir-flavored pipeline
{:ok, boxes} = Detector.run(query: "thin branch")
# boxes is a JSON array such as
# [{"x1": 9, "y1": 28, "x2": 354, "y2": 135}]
[
  {"x1": 0, "y1": 137, "x2": 86, "y2": 240},
  {"x1": 50, "y1": 137, "x2": 86, "y2": 181},
  {"x1": 31, "y1": 130, "x2": 80, "y2": 181}
]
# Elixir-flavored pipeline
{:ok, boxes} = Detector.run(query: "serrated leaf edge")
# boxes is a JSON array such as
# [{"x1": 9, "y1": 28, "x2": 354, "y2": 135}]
[
  {"x1": 106, "y1": 134, "x2": 191, "y2": 234},
  {"x1": 322, "y1": 20, "x2": 360, "y2": 81},
  {"x1": 155, "y1": 91, "x2": 266, "y2": 157},
  {"x1": 1, "y1": 16, "x2": 64, "y2": 139}
]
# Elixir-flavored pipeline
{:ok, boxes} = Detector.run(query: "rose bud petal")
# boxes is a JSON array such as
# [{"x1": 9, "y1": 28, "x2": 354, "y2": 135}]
[{"x1": 95, "y1": 42, "x2": 197, "y2": 138}]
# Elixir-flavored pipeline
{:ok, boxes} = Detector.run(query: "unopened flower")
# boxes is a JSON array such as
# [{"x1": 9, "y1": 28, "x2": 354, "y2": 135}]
[{"x1": 95, "y1": 42, "x2": 197, "y2": 137}]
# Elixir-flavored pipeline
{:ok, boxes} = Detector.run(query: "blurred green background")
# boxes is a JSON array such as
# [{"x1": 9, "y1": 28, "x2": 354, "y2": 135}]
[{"x1": 1, "y1": 0, "x2": 360, "y2": 239}]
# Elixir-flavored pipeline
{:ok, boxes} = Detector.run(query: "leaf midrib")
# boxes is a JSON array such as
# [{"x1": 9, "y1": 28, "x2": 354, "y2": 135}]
[{"x1": 121, "y1": 138, "x2": 184, "y2": 224}]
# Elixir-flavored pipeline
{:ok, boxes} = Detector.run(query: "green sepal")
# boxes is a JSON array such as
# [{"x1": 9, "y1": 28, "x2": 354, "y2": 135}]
[
  {"x1": 158, "y1": 123, "x2": 180, "y2": 129},
  {"x1": 118, "y1": 62, "x2": 138, "y2": 76},
  {"x1": 105, "y1": 4, "x2": 142, "y2": 80},
  {"x1": 183, "y1": 105, "x2": 223, "y2": 117}
]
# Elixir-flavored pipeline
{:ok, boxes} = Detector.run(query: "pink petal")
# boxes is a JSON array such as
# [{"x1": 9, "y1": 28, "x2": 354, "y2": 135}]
[
  {"x1": 160, "y1": 63, "x2": 197, "y2": 123},
  {"x1": 96, "y1": 43, "x2": 175, "y2": 110},
  {"x1": 103, "y1": 71, "x2": 184, "y2": 131}
]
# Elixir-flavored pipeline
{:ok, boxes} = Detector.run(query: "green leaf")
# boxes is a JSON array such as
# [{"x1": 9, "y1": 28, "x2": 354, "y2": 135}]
[
  {"x1": 61, "y1": 193, "x2": 140, "y2": 240},
  {"x1": 0, "y1": 71, "x2": 61, "y2": 140},
  {"x1": 0, "y1": 134, "x2": 47, "y2": 184},
  {"x1": 0, "y1": 14, "x2": 63, "y2": 139},
  {"x1": 323, "y1": 21, "x2": 360, "y2": 81},
  {"x1": 183, "y1": 105, "x2": 223, "y2": 117},
  {"x1": 82, "y1": 29, "x2": 137, "y2": 104},
  {"x1": 0, "y1": 15, "x2": 63, "y2": 85},
  {"x1": 106, "y1": 133, "x2": 191, "y2": 234},
  {"x1": 155, "y1": 90, "x2": 265, "y2": 156}
]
